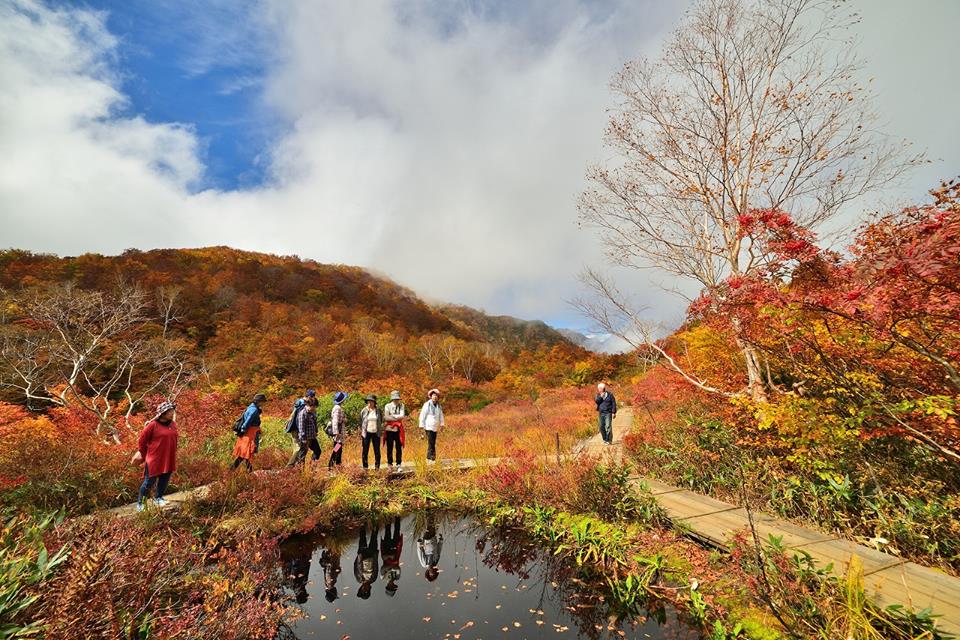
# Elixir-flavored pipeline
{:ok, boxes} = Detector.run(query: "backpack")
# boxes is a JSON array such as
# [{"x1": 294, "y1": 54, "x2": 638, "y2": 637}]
[
  {"x1": 285, "y1": 398, "x2": 306, "y2": 434},
  {"x1": 324, "y1": 419, "x2": 334, "y2": 438},
  {"x1": 231, "y1": 414, "x2": 245, "y2": 436}
]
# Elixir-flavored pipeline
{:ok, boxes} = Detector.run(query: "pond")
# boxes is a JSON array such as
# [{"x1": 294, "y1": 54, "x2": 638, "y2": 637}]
[{"x1": 278, "y1": 513, "x2": 700, "y2": 640}]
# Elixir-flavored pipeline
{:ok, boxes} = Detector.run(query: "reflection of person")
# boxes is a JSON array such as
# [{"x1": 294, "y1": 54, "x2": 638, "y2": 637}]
[
  {"x1": 417, "y1": 514, "x2": 444, "y2": 582},
  {"x1": 354, "y1": 523, "x2": 380, "y2": 599},
  {"x1": 380, "y1": 516, "x2": 403, "y2": 596},
  {"x1": 284, "y1": 549, "x2": 312, "y2": 604},
  {"x1": 320, "y1": 546, "x2": 342, "y2": 603}
]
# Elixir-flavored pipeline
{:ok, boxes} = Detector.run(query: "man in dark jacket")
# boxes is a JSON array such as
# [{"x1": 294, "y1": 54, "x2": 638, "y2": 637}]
[{"x1": 595, "y1": 383, "x2": 617, "y2": 445}]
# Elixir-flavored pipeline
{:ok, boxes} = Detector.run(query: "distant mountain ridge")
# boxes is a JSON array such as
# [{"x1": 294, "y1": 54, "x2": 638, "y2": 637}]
[{"x1": 0, "y1": 247, "x2": 581, "y2": 351}]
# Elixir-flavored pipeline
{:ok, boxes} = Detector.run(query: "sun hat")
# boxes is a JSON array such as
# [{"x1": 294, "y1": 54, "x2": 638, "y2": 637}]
[
  {"x1": 333, "y1": 391, "x2": 347, "y2": 404},
  {"x1": 252, "y1": 393, "x2": 267, "y2": 403},
  {"x1": 364, "y1": 394, "x2": 377, "y2": 403},
  {"x1": 306, "y1": 389, "x2": 316, "y2": 397},
  {"x1": 390, "y1": 390, "x2": 401, "y2": 401},
  {"x1": 427, "y1": 388, "x2": 440, "y2": 398},
  {"x1": 153, "y1": 401, "x2": 176, "y2": 420}
]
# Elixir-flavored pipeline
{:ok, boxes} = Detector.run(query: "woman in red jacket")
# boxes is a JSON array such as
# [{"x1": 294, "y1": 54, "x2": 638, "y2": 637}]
[{"x1": 136, "y1": 401, "x2": 179, "y2": 512}]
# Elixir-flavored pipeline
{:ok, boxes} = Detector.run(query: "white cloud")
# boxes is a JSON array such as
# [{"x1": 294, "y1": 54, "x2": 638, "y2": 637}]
[{"x1": 1, "y1": 0, "x2": 957, "y2": 332}]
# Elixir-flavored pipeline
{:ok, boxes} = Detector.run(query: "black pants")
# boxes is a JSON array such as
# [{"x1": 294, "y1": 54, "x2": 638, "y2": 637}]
[
  {"x1": 287, "y1": 437, "x2": 321, "y2": 467},
  {"x1": 328, "y1": 442, "x2": 343, "y2": 469},
  {"x1": 362, "y1": 434, "x2": 381, "y2": 469},
  {"x1": 426, "y1": 430, "x2": 437, "y2": 461},
  {"x1": 385, "y1": 430, "x2": 402, "y2": 466}
]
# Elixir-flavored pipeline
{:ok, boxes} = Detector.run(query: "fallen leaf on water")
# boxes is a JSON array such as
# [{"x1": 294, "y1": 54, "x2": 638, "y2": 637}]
[
  {"x1": 513, "y1": 622, "x2": 521, "y2": 628},
  {"x1": 459, "y1": 621, "x2": 475, "y2": 631},
  {"x1": 422, "y1": 617, "x2": 432, "y2": 622},
  {"x1": 319, "y1": 614, "x2": 326, "y2": 621}
]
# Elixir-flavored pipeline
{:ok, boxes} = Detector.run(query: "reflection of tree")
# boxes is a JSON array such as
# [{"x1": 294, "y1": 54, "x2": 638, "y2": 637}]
[{"x1": 473, "y1": 525, "x2": 682, "y2": 640}]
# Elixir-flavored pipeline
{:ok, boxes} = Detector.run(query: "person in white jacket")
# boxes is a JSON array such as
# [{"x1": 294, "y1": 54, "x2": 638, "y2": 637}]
[{"x1": 418, "y1": 388, "x2": 444, "y2": 462}]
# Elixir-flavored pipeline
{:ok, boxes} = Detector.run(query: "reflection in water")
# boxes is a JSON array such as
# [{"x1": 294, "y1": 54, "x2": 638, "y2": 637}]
[
  {"x1": 381, "y1": 516, "x2": 403, "y2": 596},
  {"x1": 354, "y1": 522, "x2": 379, "y2": 600},
  {"x1": 417, "y1": 512, "x2": 443, "y2": 583},
  {"x1": 320, "y1": 546, "x2": 341, "y2": 603},
  {"x1": 279, "y1": 513, "x2": 699, "y2": 640}
]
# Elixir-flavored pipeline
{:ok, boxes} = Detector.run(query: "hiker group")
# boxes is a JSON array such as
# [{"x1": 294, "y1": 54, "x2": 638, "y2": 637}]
[
  {"x1": 134, "y1": 381, "x2": 616, "y2": 510},
  {"x1": 133, "y1": 387, "x2": 446, "y2": 510}
]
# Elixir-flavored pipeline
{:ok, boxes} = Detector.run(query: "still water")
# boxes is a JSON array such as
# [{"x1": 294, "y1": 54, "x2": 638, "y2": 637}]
[{"x1": 278, "y1": 513, "x2": 700, "y2": 640}]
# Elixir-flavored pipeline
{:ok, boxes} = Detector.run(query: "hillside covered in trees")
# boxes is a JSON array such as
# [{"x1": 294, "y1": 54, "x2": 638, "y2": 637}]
[{"x1": 0, "y1": 247, "x2": 620, "y2": 428}]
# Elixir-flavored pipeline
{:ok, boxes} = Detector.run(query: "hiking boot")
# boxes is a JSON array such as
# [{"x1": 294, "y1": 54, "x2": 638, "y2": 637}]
[
  {"x1": 153, "y1": 498, "x2": 170, "y2": 507},
  {"x1": 136, "y1": 502, "x2": 146, "y2": 513}
]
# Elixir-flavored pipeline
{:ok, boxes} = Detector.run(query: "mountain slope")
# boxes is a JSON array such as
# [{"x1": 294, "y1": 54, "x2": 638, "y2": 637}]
[{"x1": 0, "y1": 247, "x2": 591, "y2": 395}]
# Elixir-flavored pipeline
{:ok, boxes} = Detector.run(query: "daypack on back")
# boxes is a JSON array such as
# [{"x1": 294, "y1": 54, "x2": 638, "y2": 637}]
[
  {"x1": 285, "y1": 398, "x2": 306, "y2": 433},
  {"x1": 231, "y1": 414, "x2": 245, "y2": 436}
]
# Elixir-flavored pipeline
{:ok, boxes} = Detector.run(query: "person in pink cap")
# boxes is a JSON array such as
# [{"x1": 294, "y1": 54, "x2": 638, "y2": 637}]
[
  {"x1": 134, "y1": 400, "x2": 179, "y2": 511},
  {"x1": 418, "y1": 388, "x2": 444, "y2": 462}
]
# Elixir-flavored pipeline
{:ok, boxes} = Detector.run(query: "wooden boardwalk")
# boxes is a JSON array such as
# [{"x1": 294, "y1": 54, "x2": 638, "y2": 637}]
[{"x1": 583, "y1": 408, "x2": 960, "y2": 637}]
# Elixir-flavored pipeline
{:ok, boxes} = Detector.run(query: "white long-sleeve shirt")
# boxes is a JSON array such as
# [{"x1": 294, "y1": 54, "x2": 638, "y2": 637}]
[{"x1": 419, "y1": 400, "x2": 444, "y2": 432}]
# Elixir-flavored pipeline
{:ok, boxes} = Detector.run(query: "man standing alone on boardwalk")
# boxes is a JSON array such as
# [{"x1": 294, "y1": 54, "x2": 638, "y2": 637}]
[{"x1": 595, "y1": 383, "x2": 617, "y2": 445}]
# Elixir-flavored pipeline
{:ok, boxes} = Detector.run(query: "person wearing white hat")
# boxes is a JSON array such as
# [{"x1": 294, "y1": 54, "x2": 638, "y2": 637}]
[{"x1": 418, "y1": 389, "x2": 444, "y2": 462}]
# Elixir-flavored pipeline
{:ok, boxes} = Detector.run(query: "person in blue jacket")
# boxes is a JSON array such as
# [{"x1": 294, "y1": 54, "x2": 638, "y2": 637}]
[
  {"x1": 595, "y1": 383, "x2": 617, "y2": 445},
  {"x1": 233, "y1": 393, "x2": 266, "y2": 471}
]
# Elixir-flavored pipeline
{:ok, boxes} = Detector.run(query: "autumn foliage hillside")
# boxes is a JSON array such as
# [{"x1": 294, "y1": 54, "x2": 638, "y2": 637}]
[
  {"x1": 624, "y1": 182, "x2": 960, "y2": 573},
  {"x1": 0, "y1": 247, "x2": 614, "y2": 402}
]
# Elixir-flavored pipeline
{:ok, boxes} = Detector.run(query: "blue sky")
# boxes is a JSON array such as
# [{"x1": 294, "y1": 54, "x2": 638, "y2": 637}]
[{"x1": 71, "y1": 1, "x2": 278, "y2": 190}]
